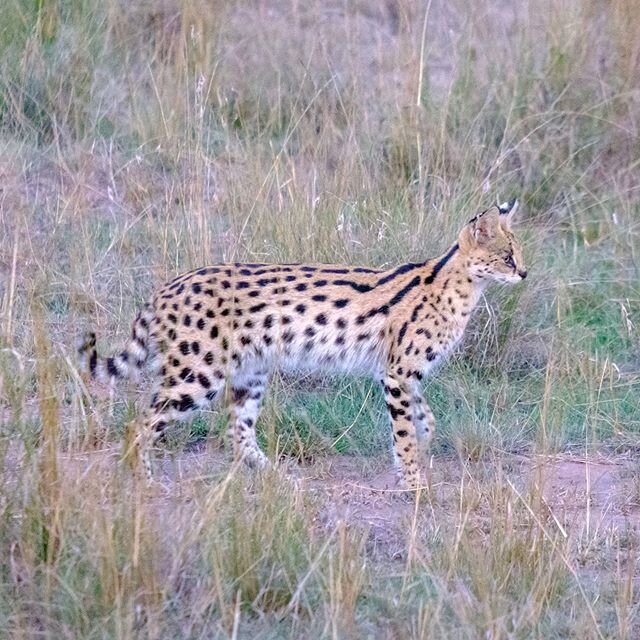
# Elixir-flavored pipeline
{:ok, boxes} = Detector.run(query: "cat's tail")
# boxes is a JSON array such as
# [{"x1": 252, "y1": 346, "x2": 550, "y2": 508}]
[{"x1": 78, "y1": 303, "x2": 154, "y2": 382}]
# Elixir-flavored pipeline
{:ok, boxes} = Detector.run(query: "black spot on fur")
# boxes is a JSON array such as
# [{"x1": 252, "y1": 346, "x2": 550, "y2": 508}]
[
  {"x1": 411, "y1": 303, "x2": 424, "y2": 322},
  {"x1": 386, "y1": 404, "x2": 403, "y2": 420},
  {"x1": 89, "y1": 350, "x2": 97, "y2": 376},
  {"x1": 397, "y1": 322, "x2": 408, "y2": 346},
  {"x1": 106, "y1": 358, "x2": 119, "y2": 377},
  {"x1": 175, "y1": 394, "x2": 195, "y2": 412},
  {"x1": 232, "y1": 388, "x2": 248, "y2": 402},
  {"x1": 179, "y1": 367, "x2": 195, "y2": 383}
]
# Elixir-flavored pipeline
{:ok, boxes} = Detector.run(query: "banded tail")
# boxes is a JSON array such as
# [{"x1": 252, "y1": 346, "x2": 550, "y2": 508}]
[{"x1": 78, "y1": 304, "x2": 155, "y2": 382}]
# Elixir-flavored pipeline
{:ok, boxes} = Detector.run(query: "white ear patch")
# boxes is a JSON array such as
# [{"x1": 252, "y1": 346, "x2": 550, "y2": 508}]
[
  {"x1": 498, "y1": 198, "x2": 519, "y2": 226},
  {"x1": 498, "y1": 198, "x2": 518, "y2": 215}
]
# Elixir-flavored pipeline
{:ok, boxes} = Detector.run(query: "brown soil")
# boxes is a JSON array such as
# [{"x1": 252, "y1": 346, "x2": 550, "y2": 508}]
[{"x1": 49, "y1": 445, "x2": 640, "y2": 563}]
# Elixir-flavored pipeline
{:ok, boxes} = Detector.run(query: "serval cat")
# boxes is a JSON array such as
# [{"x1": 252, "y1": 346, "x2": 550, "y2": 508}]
[{"x1": 79, "y1": 200, "x2": 526, "y2": 488}]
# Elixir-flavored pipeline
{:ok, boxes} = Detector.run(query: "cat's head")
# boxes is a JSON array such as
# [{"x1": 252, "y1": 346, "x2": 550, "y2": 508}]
[{"x1": 458, "y1": 199, "x2": 527, "y2": 284}]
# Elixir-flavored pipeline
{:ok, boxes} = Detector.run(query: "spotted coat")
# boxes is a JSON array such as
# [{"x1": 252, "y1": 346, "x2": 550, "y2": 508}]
[{"x1": 78, "y1": 201, "x2": 527, "y2": 489}]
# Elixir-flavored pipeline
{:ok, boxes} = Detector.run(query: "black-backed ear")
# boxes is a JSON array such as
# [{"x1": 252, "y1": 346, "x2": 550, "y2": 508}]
[{"x1": 497, "y1": 198, "x2": 518, "y2": 228}]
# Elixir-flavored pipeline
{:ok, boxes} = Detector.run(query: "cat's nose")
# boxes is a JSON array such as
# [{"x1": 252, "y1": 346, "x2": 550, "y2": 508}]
[{"x1": 518, "y1": 270, "x2": 527, "y2": 279}]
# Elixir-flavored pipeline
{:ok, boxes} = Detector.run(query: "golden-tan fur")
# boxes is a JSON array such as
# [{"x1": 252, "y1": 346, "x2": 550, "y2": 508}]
[{"x1": 79, "y1": 200, "x2": 527, "y2": 488}]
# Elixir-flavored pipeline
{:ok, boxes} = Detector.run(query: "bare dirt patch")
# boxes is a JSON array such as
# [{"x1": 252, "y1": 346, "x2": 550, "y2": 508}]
[
  {"x1": 51, "y1": 445, "x2": 640, "y2": 562},
  {"x1": 306, "y1": 451, "x2": 640, "y2": 561}
]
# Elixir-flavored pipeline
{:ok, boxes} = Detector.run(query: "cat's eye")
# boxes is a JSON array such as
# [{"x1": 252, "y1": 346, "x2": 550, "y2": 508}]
[{"x1": 503, "y1": 255, "x2": 515, "y2": 268}]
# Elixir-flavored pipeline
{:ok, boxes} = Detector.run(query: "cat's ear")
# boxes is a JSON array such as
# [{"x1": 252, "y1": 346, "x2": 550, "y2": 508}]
[
  {"x1": 472, "y1": 207, "x2": 500, "y2": 244},
  {"x1": 498, "y1": 198, "x2": 518, "y2": 228},
  {"x1": 459, "y1": 207, "x2": 500, "y2": 249}
]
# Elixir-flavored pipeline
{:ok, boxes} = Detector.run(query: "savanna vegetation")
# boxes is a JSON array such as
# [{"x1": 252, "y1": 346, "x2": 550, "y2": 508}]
[{"x1": 0, "y1": 0, "x2": 639, "y2": 637}]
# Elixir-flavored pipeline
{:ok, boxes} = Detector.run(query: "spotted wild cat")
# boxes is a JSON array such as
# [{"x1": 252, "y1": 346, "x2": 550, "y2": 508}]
[{"x1": 78, "y1": 200, "x2": 526, "y2": 488}]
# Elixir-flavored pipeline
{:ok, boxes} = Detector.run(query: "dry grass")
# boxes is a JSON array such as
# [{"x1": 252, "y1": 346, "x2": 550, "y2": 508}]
[{"x1": 1, "y1": 0, "x2": 640, "y2": 636}]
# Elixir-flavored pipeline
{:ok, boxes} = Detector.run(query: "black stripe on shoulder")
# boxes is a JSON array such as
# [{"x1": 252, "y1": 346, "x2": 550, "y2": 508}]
[
  {"x1": 196, "y1": 266, "x2": 221, "y2": 276},
  {"x1": 332, "y1": 279, "x2": 373, "y2": 293},
  {"x1": 376, "y1": 261, "x2": 425, "y2": 287},
  {"x1": 353, "y1": 267, "x2": 380, "y2": 274},
  {"x1": 424, "y1": 244, "x2": 459, "y2": 285},
  {"x1": 388, "y1": 275, "x2": 421, "y2": 307},
  {"x1": 319, "y1": 267, "x2": 349, "y2": 274}
]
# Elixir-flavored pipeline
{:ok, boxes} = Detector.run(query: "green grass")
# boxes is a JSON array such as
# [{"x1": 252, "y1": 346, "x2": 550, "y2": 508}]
[{"x1": 1, "y1": 0, "x2": 640, "y2": 637}]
